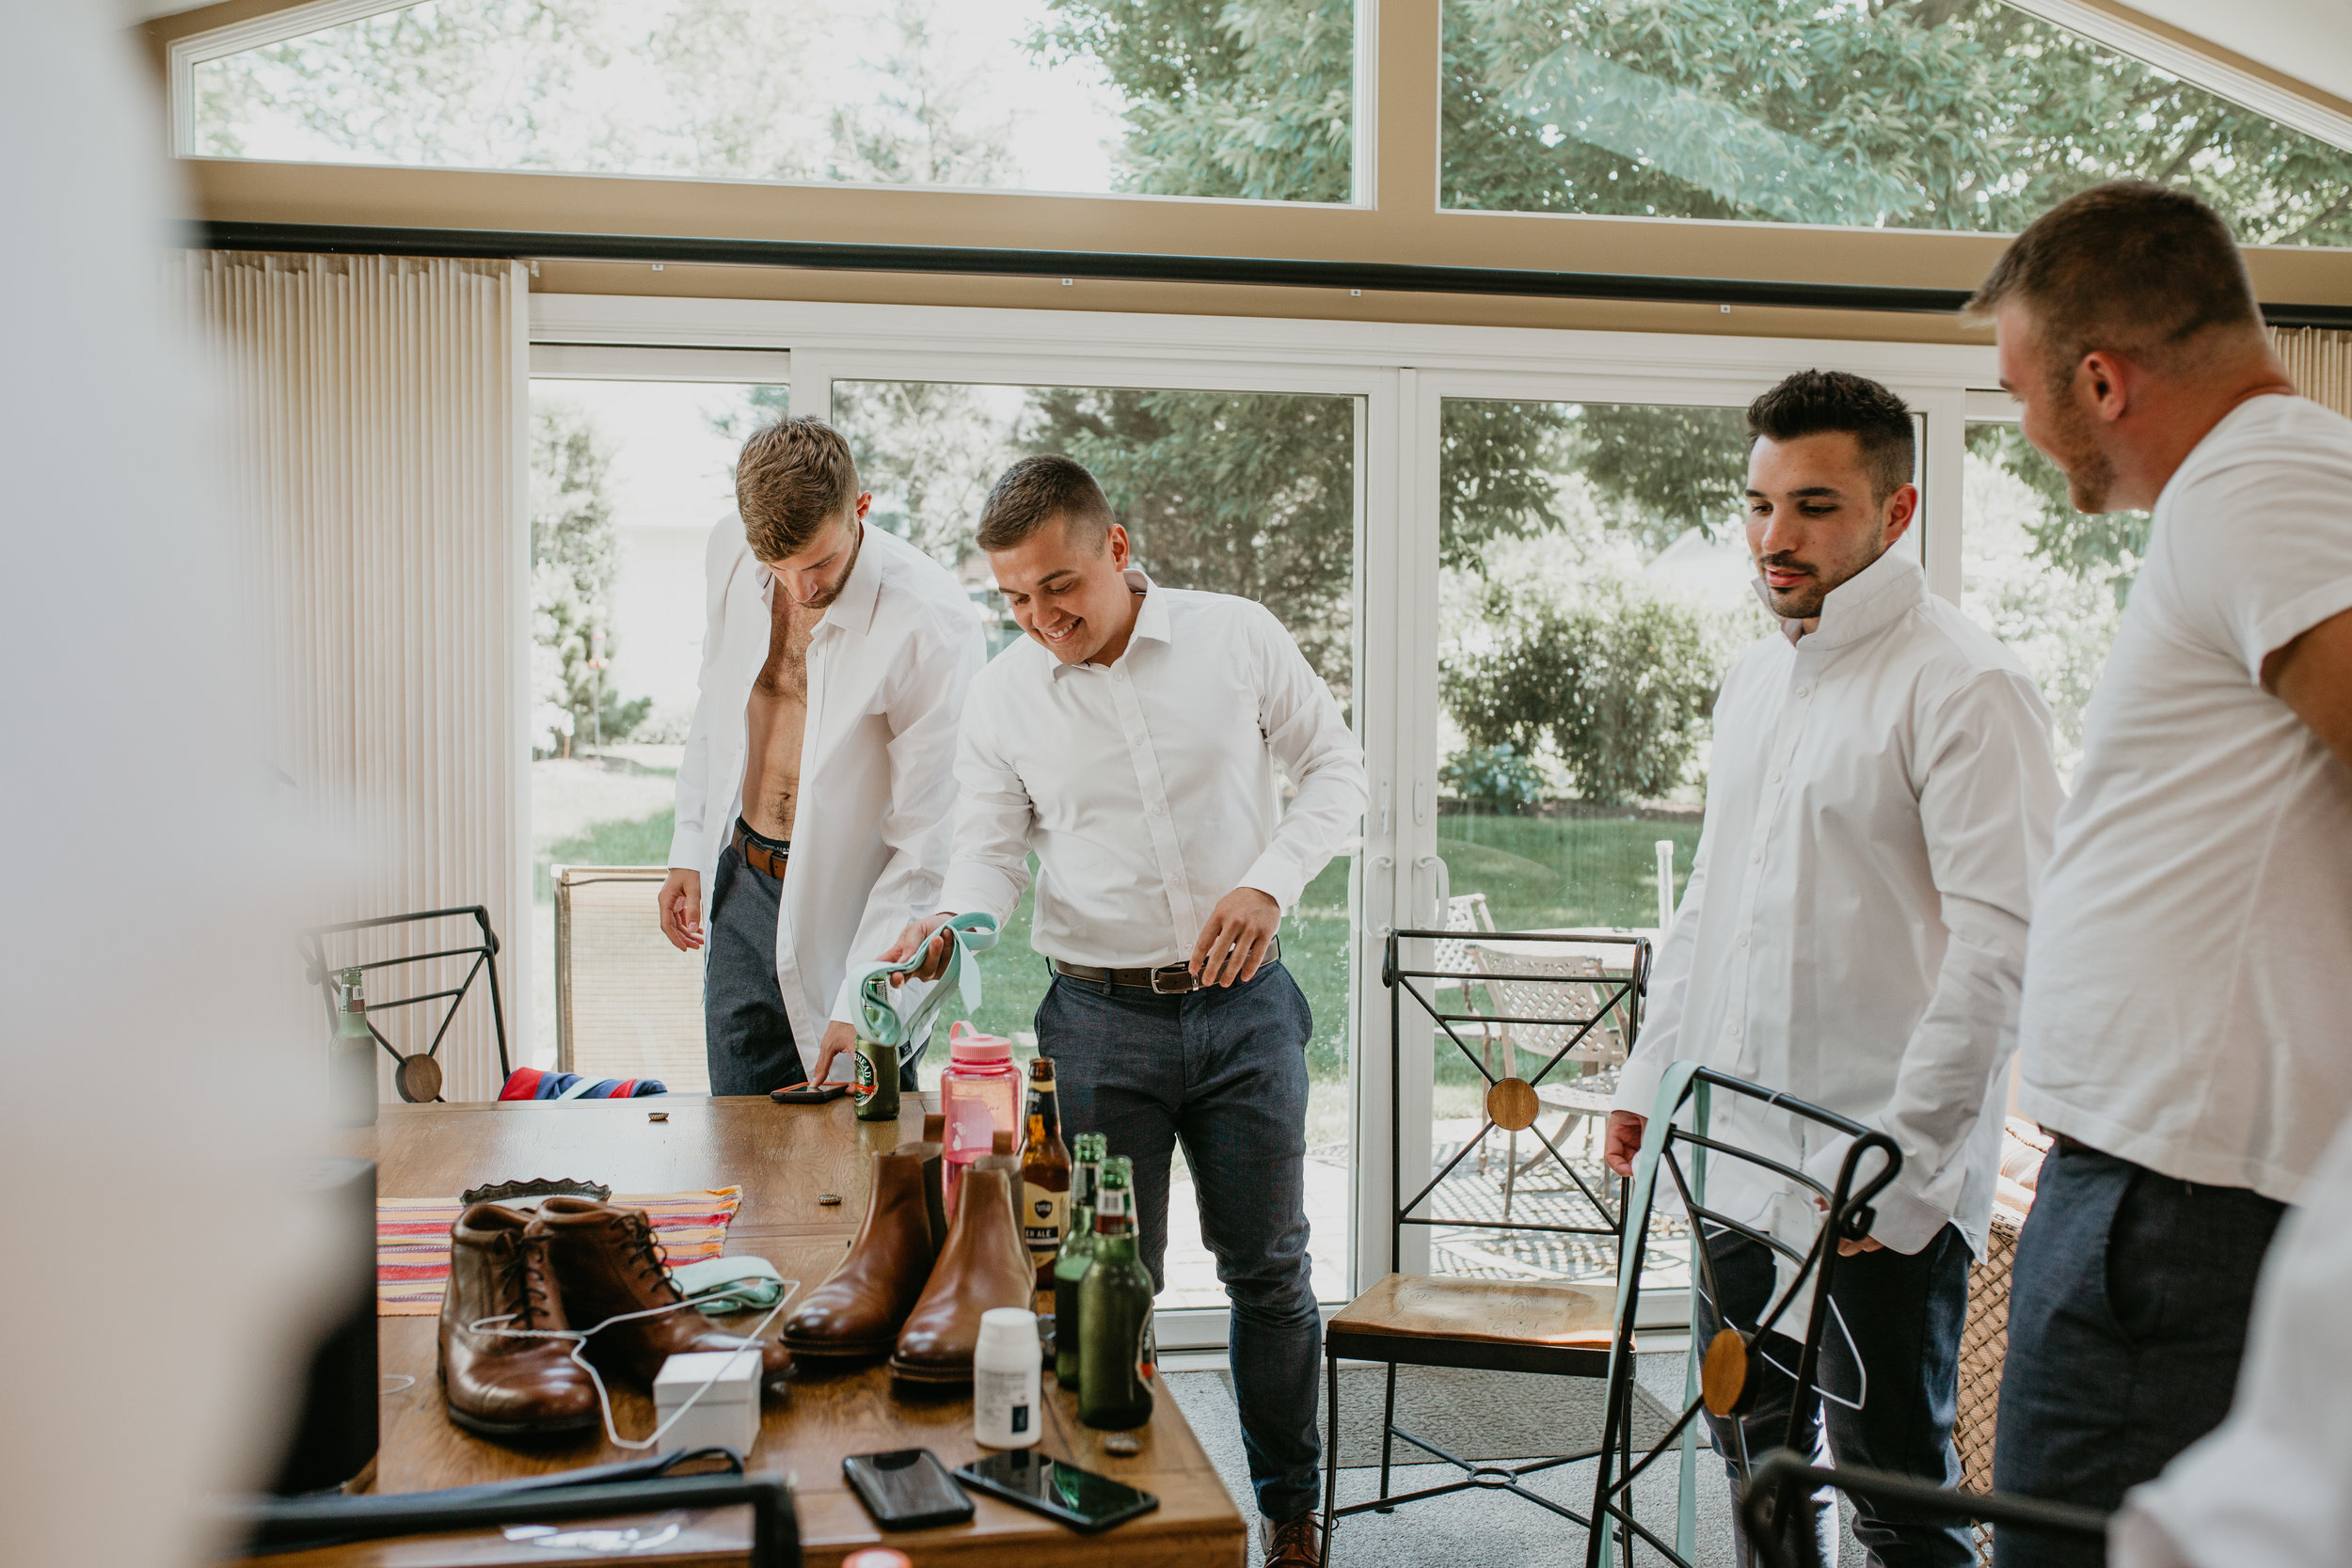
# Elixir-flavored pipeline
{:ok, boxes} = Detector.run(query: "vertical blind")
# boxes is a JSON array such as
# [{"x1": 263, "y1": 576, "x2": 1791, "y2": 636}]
[
  {"x1": 2272, "y1": 327, "x2": 2352, "y2": 420},
  {"x1": 178, "y1": 251, "x2": 528, "y2": 1101}
]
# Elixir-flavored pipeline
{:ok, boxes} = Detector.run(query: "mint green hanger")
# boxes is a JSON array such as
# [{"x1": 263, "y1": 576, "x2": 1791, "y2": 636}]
[{"x1": 843, "y1": 911, "x2": 1001, "y2": 1056}]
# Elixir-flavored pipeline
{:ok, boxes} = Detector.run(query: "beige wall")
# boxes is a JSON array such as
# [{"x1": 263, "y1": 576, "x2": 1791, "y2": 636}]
[{"x1": 148, "y1": 0, "x2": 2352, "y2": 343}]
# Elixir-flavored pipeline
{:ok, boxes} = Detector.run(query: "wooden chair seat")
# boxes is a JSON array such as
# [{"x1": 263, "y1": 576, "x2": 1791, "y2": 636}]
[{"x1": 1327, "y1": 1273, "x2": 1618, "y2": 1377}]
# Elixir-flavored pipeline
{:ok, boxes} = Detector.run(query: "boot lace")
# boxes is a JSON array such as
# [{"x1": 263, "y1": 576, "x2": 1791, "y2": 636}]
[
  {"x1": 618, "y1": 1211, "x2": 685, "y2": 1305},
  {"x1": 495, "y1": 1233, "x2": 560, "y2": 1329}
]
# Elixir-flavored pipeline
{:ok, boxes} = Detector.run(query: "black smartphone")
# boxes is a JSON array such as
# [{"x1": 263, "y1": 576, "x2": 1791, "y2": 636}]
[
  {"x1": 954, "y1": 1449, "x2": 1160, "y2": 1533},
  {"x1": 771, "y1": 1083, "x2": 848, "y2": 1104},
  {"x1": 842, "y1": 1449, "x2": 975, "y2": 1530}
]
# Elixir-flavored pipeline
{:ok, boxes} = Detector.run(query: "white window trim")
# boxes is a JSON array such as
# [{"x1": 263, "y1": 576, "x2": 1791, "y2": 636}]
[
  {"x1": 2002, "y1": 0, "x2": 2352, "y2": 155},
  {"x1": 529, "y1": 293, "x2": 2003, "y2": 1341}
]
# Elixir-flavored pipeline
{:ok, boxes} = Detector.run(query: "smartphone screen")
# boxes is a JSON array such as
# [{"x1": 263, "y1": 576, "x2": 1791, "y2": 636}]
[{"x1": 955, "y1": 1449, "x2": 1159, "y2": 1532}]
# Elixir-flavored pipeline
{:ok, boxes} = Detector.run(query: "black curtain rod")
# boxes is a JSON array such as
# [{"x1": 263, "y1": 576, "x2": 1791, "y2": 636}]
[{"x1": 186, "y1": 220, "x2": 2352, "y2": 330}]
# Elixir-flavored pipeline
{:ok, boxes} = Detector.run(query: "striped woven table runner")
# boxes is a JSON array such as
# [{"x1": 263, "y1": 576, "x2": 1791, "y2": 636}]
[{"x1": 376, "y1": 1188, "x2": 744, "y2": 1316}]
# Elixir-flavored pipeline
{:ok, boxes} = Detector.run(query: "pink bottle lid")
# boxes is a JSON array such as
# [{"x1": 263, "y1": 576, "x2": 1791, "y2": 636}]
[{"x1": 947, "y1": 1021, "x2": 1011, "y2": 1065}]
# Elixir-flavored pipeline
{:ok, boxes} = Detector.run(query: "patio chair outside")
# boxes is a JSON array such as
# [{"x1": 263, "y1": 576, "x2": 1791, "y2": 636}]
[{"x1": 554, "y1": 864, "x2": 708, "y2": 1094}]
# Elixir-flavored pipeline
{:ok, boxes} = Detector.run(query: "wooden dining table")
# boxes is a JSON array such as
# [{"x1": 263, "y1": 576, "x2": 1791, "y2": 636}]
[{"x1": 246, "y1": 1093, "x2": 1245, "y2": 1568}]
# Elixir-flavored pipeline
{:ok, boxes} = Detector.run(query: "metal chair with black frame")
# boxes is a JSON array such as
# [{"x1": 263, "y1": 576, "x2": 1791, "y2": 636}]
[
  {"x1": 220, "y1": 1448, "x2": 797, "y2": 1564},
  {"x1": 1581, "y1": 1061, "x2": 1905, "y2": 1568},
  {"x1": 1315, "y1": 927, "x2": 1651, "y2": 1565},
  {"x1": 1738, "y1": 1451, "x2": 2110, "y2": 1568},
  {"x1": 299, "y1": 905, "x2": 512, "y2": 1102}
]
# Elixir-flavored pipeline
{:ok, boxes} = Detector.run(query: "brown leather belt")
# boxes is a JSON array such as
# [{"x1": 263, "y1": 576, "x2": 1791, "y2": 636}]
[
  {"x1": 730, "y1": 820, "x2": 789, "y2": 880},
  {"x1": 1053, "y1": 939, "x2": 1280, "y2": 995}
]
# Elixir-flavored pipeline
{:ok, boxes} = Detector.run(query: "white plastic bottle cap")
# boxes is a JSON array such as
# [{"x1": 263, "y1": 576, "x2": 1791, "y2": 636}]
[{"x1": 977, "y1": 1307, "x2": 1037, "y2": 1354}]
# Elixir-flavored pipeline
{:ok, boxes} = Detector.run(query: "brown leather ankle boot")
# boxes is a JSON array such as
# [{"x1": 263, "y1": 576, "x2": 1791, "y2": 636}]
[
  {"x1": 438, "y1": 1203, "x2": 596, "y2": 1437},
  {"x1": 530, "y1": 1196, "x2": 789, "y2": 1387},
  {"x1": 893, "y1": 1111, "x2": 947, "y2": 1254},
  {"x1": 784, "y1": 1148, "x2": 935, "y2": 1359},
  {"x1": 971, "y1": 1132, "x2": 1034, "y2": 1275},
  {"x1": 891, "y1": 1165, "x2": 1036, "y2": 1385}
]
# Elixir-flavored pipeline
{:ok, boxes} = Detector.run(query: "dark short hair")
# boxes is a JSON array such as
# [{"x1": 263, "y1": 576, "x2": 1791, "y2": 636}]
[
  {"x1": 1745, "y1": 370, "x2": 1915, "y2": 503},
  {"x1": 736, "y1": 415, "x2": 860, "y2": 561},
  {"x1": 976, "y1": 454, "x2": 1116, "y2": 552},
  {"x1": 1965, "y1": 181, "x2": 2262, "y2": 380}
]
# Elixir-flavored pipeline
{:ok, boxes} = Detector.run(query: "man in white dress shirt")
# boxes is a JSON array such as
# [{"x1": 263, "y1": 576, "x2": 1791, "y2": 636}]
[
  {"x1": 1973, "y1": 183, "x2": 2352, "y2": 1567},
  {"x1": 659, "y1": 416, "x2": 983, "y2": 1095},
  {"x1": 885, "y1": 455, "x2": 1366, "y2": 1568},
  {"x1": 1604, "y1": 372, "x2": 2063, "y2": 1567}
]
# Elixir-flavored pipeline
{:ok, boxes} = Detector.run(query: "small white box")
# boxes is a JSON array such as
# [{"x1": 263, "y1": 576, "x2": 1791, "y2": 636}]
[{"x1": 651, "y1": 1349, "x2": 763, "y2": 1457}]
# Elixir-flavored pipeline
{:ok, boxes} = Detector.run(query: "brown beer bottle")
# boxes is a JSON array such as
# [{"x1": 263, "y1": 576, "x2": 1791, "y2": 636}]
[{"x1": 1019, "y1": 1057, "x2": 1073, "y2": 1288}]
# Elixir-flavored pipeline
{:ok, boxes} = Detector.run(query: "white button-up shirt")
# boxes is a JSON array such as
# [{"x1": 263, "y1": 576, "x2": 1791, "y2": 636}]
[
  {"x1": 670, "y1": 520, "x2": 984, "y2": 1052},
  {"x1": 1613, "y1": 548, "x2": 2063, "y2": 1255},
  {"x1": 937, "y1": 570, "x2": 1367, "y2": 969}
]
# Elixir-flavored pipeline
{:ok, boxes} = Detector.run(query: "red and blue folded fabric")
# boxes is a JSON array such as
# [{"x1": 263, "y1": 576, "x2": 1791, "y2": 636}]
[{"x1": 498, "y1": 1067, "x2": 669, "y2": 1101}]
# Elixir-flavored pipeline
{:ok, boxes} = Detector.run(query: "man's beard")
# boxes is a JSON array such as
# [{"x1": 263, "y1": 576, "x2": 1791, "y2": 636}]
[
  {"x1": 1757, "y1": 550, "x2": 1875, "y2": 621},
  {"x1": 2042, "y1": 375, "x2": 2118, "y2": 515}
]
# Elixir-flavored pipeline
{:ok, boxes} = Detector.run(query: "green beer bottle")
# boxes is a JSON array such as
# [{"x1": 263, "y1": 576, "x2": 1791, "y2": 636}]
[
  {"x1": 330, "y1": 967, "x2": 377, "y2": 1128},
  {"x1": 1078, "y1": 1154, "x2": 1155, "y2": 1430},
  {"x1": 1053, "y1": 1133, "x2": 1106, "y2": 1388},
  {"x1": 851, "y1": 1035, "x2": 899, "y2": 1122}
]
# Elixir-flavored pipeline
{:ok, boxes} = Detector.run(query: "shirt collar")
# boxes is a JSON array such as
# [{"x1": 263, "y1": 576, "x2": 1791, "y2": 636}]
[
  {"x1": 1046, "y1": 567, "x2": 1167, "y2": 680},
  {"x1": 1753, "y1": 545, "x2": 1924, "y2": 650},
  {"x1": 762, "y1": 521, "x2": 882, "y2": 638}
]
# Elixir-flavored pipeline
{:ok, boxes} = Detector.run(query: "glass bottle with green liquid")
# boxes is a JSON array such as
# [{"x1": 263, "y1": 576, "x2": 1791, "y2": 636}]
[
  {"x1": 1052, "y1": 1132, "x2": 1105, "y2": 1388},
  {"x1": 1078, "y1": 1154, "x2": 1155, "y2": 1430}
]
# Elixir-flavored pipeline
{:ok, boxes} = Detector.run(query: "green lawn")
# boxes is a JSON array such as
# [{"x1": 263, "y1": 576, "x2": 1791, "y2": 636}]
[{"x1": 542, "y1": 806, "x2": 1697, "y2": 1089}]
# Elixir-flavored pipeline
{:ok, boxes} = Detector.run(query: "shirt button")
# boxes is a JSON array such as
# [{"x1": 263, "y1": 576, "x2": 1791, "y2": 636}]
[
  {"x1": 1770, "y1": 772, "x2": 1783, "y2": 784},
  {"x1": 1737, "y1": 933, "x2": 1749, "y2": 947},
  {"x1": 1751, "y1": 851, "x2": 1762, "y2": 864},
  {"x1": 1793, "y1": 687, "x2": 1809, "y2": 699},
  {"x1": 1112, "y1": 668, "x2": 1126, "y2": 682}
]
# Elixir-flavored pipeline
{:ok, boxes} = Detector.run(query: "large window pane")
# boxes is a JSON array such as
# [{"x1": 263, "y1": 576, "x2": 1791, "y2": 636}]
[
  {"x1": 1424, "y1": 398, "x2": 1768, "y2": 1289},
  {"x1": 190, "y1": 0, "x2": 1356, "y2": 203},
  {"x1": 832, "y1": 379, "x2": 1360, "y2": 1307},
  {"x1": 527, "y1": 376, "x2": 787, "y2": 1090},
  {"x1": 1441, "y1": 0, "x2": 2352, "y2": 246},
  {"x1": 1962, "y1": 422, "x2": 2145, "y2": 781}
]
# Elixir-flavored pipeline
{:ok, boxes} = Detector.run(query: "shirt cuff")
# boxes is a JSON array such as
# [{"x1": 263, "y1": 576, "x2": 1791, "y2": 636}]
[
  {"x1": 1801, "y1": 1137, "x2": 1949, "y2": 1255},
  {"x1": 667, "y1": 822, "x2": 705, "y2": 870},
  {"x1": 1612, "y1": 1047, "x2": 1672, "y2": 1120},
  {"x1": 936, "y1": 863, "x2": 1024, "y2": 927},
  {"x1": 1237, "y1": 848, "x2": 1307, "y2": 911}
]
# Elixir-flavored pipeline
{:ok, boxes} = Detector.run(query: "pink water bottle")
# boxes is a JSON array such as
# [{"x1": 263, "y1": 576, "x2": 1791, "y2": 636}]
[{"x1": 938, "y1": 1022, "x2": 1021, "y2": 1219}]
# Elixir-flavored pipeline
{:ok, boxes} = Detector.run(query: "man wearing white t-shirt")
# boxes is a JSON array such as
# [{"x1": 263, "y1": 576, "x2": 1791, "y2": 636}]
[{"x1": 1973, "y1": 183, "x2": 2352, "y2": 1566}]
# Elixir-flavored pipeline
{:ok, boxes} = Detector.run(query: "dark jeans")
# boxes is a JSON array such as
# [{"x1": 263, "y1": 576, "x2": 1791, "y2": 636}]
[
  {"x1": 703, "y1": 825, "x2": 929, "y2": 1098},
  {"x1": 1992, "y1": 1144, "x2": 2285, "y2": 1568},
  {"x1": 1038, "y1": 962, "x2": 1322, "y2": 1524},
  {"x1": 1695, "y1": 1223, "x2": 1974, "y2": 1568}
]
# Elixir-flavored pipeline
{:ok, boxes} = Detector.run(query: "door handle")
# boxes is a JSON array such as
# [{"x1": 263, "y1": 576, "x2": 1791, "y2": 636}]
[{"x1": 1412, "y1": 853, "x2": 1450, "y2": 927}]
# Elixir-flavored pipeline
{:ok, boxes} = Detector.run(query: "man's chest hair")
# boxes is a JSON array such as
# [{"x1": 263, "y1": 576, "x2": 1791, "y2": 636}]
[{"x1": 755, "y1": 598, "x2": 816, "y2": 698}]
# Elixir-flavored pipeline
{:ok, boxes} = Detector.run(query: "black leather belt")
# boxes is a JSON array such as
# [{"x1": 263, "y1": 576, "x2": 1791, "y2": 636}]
[
  {"x1": 730, "y1": 819, "x2": 789, "y2": 880},
  {"x1": 1053, "y1": 940, "x2": 1279, "y2": 994}
]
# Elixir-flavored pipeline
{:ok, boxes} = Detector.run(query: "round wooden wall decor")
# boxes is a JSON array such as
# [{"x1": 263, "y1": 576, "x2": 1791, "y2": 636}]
[
  {"x1": 1486, "y1": 1076, "x2": 1540, "y2": 1132},
  {"x1": 394, "y1": 1053, "x2": 444, "y2": 1103},
  {"x1": 1701, "y1": 1328, "x2": 1750, "y2": 1416}
]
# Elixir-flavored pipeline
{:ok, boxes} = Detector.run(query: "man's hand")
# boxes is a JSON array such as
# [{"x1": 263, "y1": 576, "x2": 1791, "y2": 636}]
[
  {"x1": 1838, "y1": 1235, "x2": 1887, "y2": 1258},
  {"x1": 881, "y1": 913, "x2": 957, "y2": 986},
  {"x1": 806, "y1": 1021, "x2": 858, "y2": 1085},
  {"x1": 1603, "y1": 1110, "x2": 1645, "y2": 1178},
  {"x1": 658, "y1": 868, "x2": 703, "y2": 951},
  {"x1": 1190, "y1": 887, "x2": 1281, "y2": 988}
]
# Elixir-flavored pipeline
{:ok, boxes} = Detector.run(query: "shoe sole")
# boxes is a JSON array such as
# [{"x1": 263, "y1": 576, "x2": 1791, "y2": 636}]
[
  {"x1": 886, "y1": 1357, "x2": 975, "y2": 1386},
  {"x1": 442, "y1": 1398, "x2": 599, "y2": 1439},
  {"x1": 782, "y1": 1335, "x2": 898, "y2": 1360}
]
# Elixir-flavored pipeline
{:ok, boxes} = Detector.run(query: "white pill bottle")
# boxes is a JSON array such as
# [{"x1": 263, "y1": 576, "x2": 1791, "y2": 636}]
[{"x1": 974, "y1": 1307, "x2": 1042, "y2": 1449}]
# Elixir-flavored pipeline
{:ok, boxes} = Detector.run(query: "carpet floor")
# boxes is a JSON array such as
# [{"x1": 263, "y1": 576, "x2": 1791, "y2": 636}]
[{"x1": 1167, "y1": 1352, "x2": 1868, "y2": 1567}]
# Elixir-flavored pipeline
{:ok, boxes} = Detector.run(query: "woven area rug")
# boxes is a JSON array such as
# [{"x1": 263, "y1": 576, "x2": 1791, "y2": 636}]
[
  {"x1": 1222, "y1": 1363, "x2": 1677, "y2": 1467},
  {"x1": 375, "y1": 1188, "x2": 744, "y2": 1315}
]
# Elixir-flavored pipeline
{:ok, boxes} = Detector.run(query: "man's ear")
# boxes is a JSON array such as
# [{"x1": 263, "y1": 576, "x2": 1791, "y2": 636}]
[
  {"x1": 1881, "y1": 482, "x2": 1920, "y2": 547},
  {"x1": 1106, "y1": 522, "x2": 1131, "y2": 569}
]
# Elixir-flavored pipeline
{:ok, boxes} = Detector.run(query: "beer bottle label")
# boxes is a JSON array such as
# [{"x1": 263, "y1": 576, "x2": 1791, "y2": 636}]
[
  {"x1": 1136, "y1": 1307, "x2": 1156, "y2": 1381},
  {"x1": 851, "y1": 1043, "x2": 878, "y2": 1104},
  {"x1": 1023, "y1": 1182, "x2": 1067, "y2": 1255}
]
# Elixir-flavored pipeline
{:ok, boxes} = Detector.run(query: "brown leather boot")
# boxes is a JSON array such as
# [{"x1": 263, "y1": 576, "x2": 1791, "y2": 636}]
[
  {"x1": 891, "y1": 1165, "x2": 1036, "y2": 1385},
  {"x1": 530, "y1": 1196, "x2": 789, "y2": 1387},
  {"x1": 970, "y1": 1132, "x2": 1034, "y2": 1275},
  {"x1": 784, "y1": 1148, "x2": 936, "y2": 1359},
  {"x1": 893, "y1": 1112, "x2": 947, "y2": 1254},
  {"x1": 437, "y1": 1203, "x2": 596, "y2": 1437}
]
